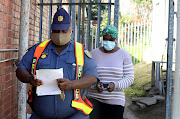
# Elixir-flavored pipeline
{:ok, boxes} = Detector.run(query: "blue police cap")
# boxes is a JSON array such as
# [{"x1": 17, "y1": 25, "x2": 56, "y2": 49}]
[{"x1": 51, "y1": 8, "x2": 71, "y2": 31}]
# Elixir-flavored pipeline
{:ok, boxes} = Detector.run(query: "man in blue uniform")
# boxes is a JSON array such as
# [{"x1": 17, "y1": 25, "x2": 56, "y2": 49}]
[{"x1": 16, "y1": 8, "x2": 99, "y2": 119}]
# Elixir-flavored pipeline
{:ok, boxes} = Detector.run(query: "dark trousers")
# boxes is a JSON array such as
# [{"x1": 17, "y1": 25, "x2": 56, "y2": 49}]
[
  {"x1": 89, "y1": 98, "x2": 124, "y2": 119},
  {"x1": 30, "y1": 111, "x2": 89, "y2": 119}
]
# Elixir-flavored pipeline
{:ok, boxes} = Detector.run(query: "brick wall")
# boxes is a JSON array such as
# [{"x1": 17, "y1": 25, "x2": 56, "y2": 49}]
[{"x1": 0, "y1": 0, "x2": 57, "y2": 118}]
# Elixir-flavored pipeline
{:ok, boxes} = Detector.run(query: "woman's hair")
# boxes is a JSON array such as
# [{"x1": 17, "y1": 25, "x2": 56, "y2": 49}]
[{"x1": 102, "y1": 25, "x2": 118, "y2": 38}]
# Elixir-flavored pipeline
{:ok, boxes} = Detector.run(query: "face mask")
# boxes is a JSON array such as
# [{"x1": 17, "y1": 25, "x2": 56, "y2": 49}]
[
  {"x1": 103, "y1": 41, "x2": 116, "y2": 51},
  {"x1": 51, "y1": 33, "x2": 72, "y2": 46}
]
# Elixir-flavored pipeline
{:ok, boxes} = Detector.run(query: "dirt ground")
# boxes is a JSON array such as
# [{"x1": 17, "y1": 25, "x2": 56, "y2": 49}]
[{"x1": 124, "y1": 97, "x2": 165, "y2": 119}]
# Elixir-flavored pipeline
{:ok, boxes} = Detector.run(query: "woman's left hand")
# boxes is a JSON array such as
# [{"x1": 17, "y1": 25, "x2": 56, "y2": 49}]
[{"x1": 107, "y1": 82, "x2": 115, "y2": 92}]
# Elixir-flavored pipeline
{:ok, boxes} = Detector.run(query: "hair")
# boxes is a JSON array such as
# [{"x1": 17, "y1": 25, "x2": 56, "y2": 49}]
[{"x1": 102, "y1": 25, "x2": 118, "y2": 38}]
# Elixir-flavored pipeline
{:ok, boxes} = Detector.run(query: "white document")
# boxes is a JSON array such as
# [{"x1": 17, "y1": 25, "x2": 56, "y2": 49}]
[{"x1": 36, "y1": 68, "x2": 63, "y2": 96}]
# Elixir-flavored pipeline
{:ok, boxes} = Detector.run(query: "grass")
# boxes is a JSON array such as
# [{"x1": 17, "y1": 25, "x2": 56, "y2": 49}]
[{"x1": 125, "y1": 61, "x2": 152, "y2": 97}]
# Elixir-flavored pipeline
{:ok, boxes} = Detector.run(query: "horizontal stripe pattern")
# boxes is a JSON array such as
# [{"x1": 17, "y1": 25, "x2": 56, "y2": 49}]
[{"x1": 88, "y1": 48, "x2": 134, "y2": 106}]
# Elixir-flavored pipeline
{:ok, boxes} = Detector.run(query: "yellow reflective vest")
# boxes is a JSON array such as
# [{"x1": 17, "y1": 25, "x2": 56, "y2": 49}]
[{"x1": 28, "y1": 40, "x2": 93, "y2": 115}]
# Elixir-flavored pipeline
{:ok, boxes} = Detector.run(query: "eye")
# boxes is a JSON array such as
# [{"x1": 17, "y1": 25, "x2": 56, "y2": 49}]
[
  {"x1": 103, "y1": 38, "x2": 108, "y2": 41},
  {"x1": 52, "y1": 30, "x2": 60, "y2": 33},
  {"x1": 62, "y1": 30, "x2": 69, "y2": 33}
]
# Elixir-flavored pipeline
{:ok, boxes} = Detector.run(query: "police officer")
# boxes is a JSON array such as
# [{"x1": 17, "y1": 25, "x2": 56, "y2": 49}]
[{"x1": 16, "y1": 8, "x2": 99, "y2": 119}]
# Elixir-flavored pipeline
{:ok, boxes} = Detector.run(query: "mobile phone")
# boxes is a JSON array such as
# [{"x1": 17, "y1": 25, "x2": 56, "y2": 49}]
[{"x1": 103, "y1": 83, "x2": 108, "y2": 88}]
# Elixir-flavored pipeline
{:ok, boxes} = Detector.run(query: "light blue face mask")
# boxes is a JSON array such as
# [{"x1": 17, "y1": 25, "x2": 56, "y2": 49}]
[{"x1": 103, "y1": 41, "x2": 115, "y2": 51}]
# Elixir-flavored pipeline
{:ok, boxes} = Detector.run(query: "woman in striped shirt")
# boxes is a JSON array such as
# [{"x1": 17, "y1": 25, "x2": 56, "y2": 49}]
[{"x1": 88, "y1": 25, "x2": 134, "y2": 119}]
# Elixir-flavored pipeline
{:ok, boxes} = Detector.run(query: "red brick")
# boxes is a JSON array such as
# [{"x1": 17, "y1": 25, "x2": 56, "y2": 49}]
[
  {"x1": 4, "y1": 6, "x2": 8, "y2": 15},
  {"x1": 6, "y1": 38, "x2": 12, "y2": 44},
  {"x1": 15, "y1": 25, "x2": 19, "y2": 32},
  {"x1": 0, "y1": 100, "x2": 6, "y2": 111},
  {"x1": 9, "y1": 1, "x2": 13, "y2": 9},
  {"x1": 5, "y1": 113, "x2": 12, "y2": 119},
  {"x1": 7, "y1": 16, "x2": 13, "y2": 23},
  {"x1": 11, "y1": 24, "x2": 15, "y2": 31},
  {"x1": 0, "y1": 12, "x2": 4, "y2": 20},
  {"x1": 1, "y1": 67, "x2": 11, "y2": 76},
  {"x1": 2, "y1": 29, "x2": 8, "y2": 37},
  {"x1": 14, "y1": 31, "x2": 19, "y2": 38},
  {"x1": 5, "y1": 80, "x2": 12, "y2": 88},
  {"x1": 0, "y1": 4, "x2": 3, "y2": 12},
  {"x1": 6, "y1": 100, "x2": 12, "y2": 109},
  {"x1": 2, "y1": 88, "x2": 11, "y2": 97},
  {"x1": 5, "y1": 52, "x2": 10, "y2": 59},
  {"x1": 1, "y1": 74, "x2": 10, "y2": 83},
  {"x1": 0, "y1": 76, "x2": 2, "y2": 83},
  {"x1": 11, "y1": 9, "x2": 15, "y2": 17},
  {"x1": 1, "y1": 45, "x2": 13, "y2": 49},
  {"x1": 0, "y1": 61, "x2": 11, "y2": 68},
  {"x1": 0, "y1": 83, "x2": 3, "y2": 91},
  {"x1": 3, "y1": 22, "x2": 8, "y2": 29},
  {"x1": 3, "y1": 0, "x2": 9, "y2": 7},
  {"x1": 12, "y1": 108, "x2": 18, "y2": 119},
  {"x1": 0, "y1": 29, "x2": 3, "y2": 37},
  {"x1": 0, "y1": 20, "x2": 3, "y2": 28},
  {"x1": 0, "y1": 12, "x2": 4, "y2": 21},
  {"x1": 4, "y1": 108, "x2": 10, "y2": 118}
]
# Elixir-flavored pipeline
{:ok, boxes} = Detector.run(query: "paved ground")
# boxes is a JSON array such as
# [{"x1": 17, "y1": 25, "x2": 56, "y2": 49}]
[
  {"x1": 124, "y1": 106, "x2": 139, "y2": 119},
  {"x1": 123, "y1": 97, "x2": 140, "y2": 119},
  {"x1": 123, "y1": 97, "x2": 165, "y2": 119}
]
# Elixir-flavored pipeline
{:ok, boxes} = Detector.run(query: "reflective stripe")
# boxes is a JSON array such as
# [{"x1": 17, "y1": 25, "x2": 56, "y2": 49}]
[
  {"x1": 28, "y1": 40, "x2": 51, "y2": 103},
  {"x1": 74, "y1": 42, "x2": 84, "y2": 100},
  {"x1": 72, "y1": 100, "x2": 93, "y2": 115},
  {"x1": 31, "y1": 40, "x2": 51, "y2": 74},
  {"x1": 75, "y1": 42, "x2": 84, "y2": 66},
  {"x1": 28, "y1": 40, "x2": 93, "y2": 115},
  {"x1": 38, "y1": 39, "x2": 51, "y2": 47},
  {"x1": 73, "y1": 41, "x2": 93, "y2": 115}
]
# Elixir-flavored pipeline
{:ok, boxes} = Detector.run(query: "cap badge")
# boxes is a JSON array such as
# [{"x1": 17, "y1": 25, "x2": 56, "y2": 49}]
[{"x1": 58, "y1": 15, "x2": 63, "y2": 22}]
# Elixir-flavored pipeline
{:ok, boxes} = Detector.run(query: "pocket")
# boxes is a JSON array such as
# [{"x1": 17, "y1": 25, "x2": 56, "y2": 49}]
[
  {"x1": 36, "y1": 55, "x2": 51, "y2": 69},
  {"x1": 66, "y1": 58, "x2": 76, "y2": 80}
]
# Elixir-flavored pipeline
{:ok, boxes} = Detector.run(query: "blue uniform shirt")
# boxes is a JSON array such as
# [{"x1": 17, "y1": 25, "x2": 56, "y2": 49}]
[{"x1": 17, "y1": 40, "x2": 99, "y2": 119}]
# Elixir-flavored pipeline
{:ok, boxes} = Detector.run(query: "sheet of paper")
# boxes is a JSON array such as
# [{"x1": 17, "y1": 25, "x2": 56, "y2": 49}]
[{"x1": 36, "y1": 68, "x2": 63, "y2": 96}]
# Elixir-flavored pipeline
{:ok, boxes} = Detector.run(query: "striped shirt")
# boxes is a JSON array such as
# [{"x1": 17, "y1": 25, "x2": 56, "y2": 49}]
[{"x1": 88, "y1": 48, "x2": 134, "y2": 106}]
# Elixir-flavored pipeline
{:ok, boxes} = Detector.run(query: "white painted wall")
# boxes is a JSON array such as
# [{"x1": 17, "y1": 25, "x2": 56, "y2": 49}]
[{"x1": 151, "y1": 0, "x2": 169, "y2": 61}]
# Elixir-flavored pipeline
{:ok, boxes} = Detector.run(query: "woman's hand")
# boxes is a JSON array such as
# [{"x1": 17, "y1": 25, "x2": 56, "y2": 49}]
[
  {"x1": 107, "y1": 82, "x2": 115, "y2": 92},
  {"x1": 96, "y1": 82, "x2": 104, "y2": 93}
]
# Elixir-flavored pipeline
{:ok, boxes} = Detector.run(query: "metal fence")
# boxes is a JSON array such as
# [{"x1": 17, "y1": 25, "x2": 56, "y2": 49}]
[
  {"x1": 0, "y1": 49, "x2": 18, "y2": 63},
  {"x1": 38, "y1": 0, "x2": 120, "y2": 51},
  {"x1": 118, "y1": 20, "x2": 152, "y2": 64},
  {"x1": 87, "y1": 20, "x2": 152, "y2": 64},
  {"x1": 38, "y1": 1, "x2": 153, "y2": 64}
]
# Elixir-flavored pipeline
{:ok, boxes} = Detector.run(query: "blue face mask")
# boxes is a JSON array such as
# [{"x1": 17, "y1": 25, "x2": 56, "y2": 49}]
[{"x1": 103, "y1": 41, "x2": 116, "y2": 51}]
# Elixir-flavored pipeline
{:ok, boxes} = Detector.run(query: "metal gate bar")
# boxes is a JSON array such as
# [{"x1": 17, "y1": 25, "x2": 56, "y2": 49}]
[
  {"x1": 38, "y1": 3, "x2": 114, "y2": 5},
  {"x1": 165, "y1": 0, "x2": 174, "y2": 118},
  {"x1": 77, "y1": 0, "x2": 81, "y2": 43},
  {"x1": 86, "y1": 0, "x2": 91, "y2": 50},
  {"x1": 39, "y1": 0, "x2": 43, "y2": 43},
  {"x1": 48, "y1": 0, "x2": 52, "y2": 40},
  {"x1": 37, "y1": 1, "x2": 118, "y2": 51},
  {"x1": 108, "y1": 0, "x2": 111, "y2": 25}
]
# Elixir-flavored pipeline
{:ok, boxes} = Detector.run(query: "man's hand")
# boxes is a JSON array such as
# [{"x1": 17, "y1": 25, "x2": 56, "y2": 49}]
[
  {"x1": 57, "y1": 78, "x2": 72, "y2": 91},
  {"x1": 29, "y1": 75, "x2": 43, "y2": 86},
  {"x1": 96, "y1": 82, "x2": 104, "y2": 93},
  {"x1": 107, "y1": 82, "x2": 115, "y2": 92}
]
